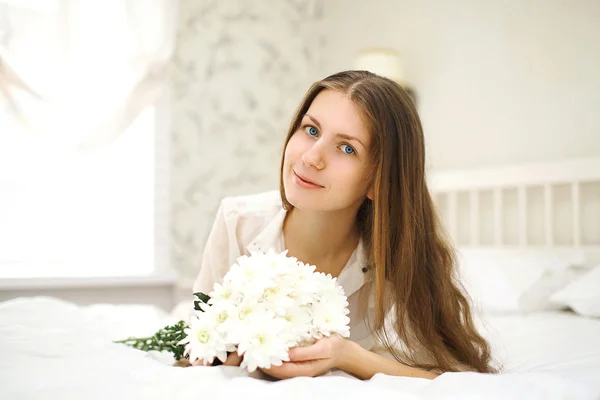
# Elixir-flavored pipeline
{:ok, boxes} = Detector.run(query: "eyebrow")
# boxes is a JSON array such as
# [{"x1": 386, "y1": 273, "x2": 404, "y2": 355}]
[{"x1": 304, "y1": 113, "x2": 367, "y2": 149}]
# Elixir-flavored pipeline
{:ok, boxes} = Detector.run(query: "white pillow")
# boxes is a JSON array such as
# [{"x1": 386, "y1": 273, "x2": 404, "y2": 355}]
[
  {"x1": 456, "y1": 248, "x2": 585, "y2": 314},
  {"x1": 550, "y1": 265, "x2": 600, "y2": 318}
]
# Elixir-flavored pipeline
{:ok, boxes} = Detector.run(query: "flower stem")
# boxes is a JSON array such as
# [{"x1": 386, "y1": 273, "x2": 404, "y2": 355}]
[{"x1": 114, "y1": 320, "x2": 188, "y2": 360}]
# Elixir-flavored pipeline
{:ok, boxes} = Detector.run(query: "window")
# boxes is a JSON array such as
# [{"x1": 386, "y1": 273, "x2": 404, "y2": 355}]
[
  {"x1": 0, "y1": 0, "x2": 175, "y2": 281},
  {"x1": 0, "y1": 105, "x2": 170, "y2": 279}
]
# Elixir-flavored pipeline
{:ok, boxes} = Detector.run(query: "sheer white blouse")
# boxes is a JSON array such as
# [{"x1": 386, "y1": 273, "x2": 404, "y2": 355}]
[{"x1": 192, "y1": 190, "x2": 431, "y2": 365}]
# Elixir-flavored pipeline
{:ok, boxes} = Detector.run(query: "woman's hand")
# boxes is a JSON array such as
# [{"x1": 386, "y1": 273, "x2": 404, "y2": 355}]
[
  {"x1": 173, "y1": 352, "x2": 243, "y2": 367},
  {"x1": 193, "y1": 352, "x2": 243, "y2": 367},
  {"x1": 261, "y1": 334, "x2": 348, "y2": 379}
]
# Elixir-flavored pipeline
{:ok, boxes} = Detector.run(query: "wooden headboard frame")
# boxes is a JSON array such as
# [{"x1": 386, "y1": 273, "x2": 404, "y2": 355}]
[{"x1": 427, "y1": 157, "x2": 600, "y2": 266}]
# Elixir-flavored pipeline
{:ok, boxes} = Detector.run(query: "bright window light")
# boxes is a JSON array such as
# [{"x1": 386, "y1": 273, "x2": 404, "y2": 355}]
[{"x1": 0, "y1": 106, "x2": 156, "y2": 278}]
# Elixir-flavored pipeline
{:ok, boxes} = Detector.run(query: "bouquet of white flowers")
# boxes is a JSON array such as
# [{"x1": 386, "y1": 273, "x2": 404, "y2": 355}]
[{"x1": 116, "y1": 250, "x2": 350, "y2": 372}]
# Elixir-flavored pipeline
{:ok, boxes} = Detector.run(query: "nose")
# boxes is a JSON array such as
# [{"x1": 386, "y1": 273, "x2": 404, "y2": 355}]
[{"x1": 301, "y1": 144, "x2": 325, "y2": 170}]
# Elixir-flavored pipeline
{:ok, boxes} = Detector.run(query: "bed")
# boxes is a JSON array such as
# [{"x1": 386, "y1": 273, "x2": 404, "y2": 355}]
[
  {"x1": 0, "y1": 297, "x2": 598, "y2": 399},
  {"x1": 1, "y1": 157, "x2": 599, "y2": 399}
]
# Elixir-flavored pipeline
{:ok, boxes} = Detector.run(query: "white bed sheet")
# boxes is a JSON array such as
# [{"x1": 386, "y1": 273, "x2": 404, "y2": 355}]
[
  {"x1": 480, "y1": 311, "x2": 600, "y2": 397},
  {"x1": 0, "y1": 297, "x2": 599, "y2": 400}
]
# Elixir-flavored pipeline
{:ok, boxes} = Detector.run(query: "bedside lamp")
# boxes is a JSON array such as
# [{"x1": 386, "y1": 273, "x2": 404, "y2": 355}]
[{"x1": 354, "y1": 48, "x2": 416, "y2": 105}]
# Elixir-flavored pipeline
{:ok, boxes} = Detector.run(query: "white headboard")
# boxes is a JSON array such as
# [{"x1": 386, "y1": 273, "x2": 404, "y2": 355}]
[{"x1": 427, "y1": 157, "x2": 600, "y2": 267}]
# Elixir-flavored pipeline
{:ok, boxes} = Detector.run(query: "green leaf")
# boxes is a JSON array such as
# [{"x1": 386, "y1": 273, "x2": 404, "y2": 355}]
[
  {"x1": 193, "y1": 292, "x2": 210, "y2": 311},
  {"x1": 193, "y1": 292, "x2": 210, "y2": 303}
]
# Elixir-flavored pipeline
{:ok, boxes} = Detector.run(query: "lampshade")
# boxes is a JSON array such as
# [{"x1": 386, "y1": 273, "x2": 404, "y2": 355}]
[
  {"x1": 354, "y1": 48, "x2": 406, "y2": 86},
  {"x1": 354, "y1": 48, "x2": 416, "y2": 105}
]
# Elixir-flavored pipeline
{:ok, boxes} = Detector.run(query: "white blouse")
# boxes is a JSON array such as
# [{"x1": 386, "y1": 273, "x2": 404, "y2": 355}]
[
  {"x1": 189, "y1": 190, "x2": 478, "y2": 374},
  {"x1": 192, "y1": 190, "x2": 385, "y2": 355}
]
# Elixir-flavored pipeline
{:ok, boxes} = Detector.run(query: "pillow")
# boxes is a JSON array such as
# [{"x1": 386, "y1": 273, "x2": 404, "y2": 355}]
[
  {"x1": 549, "y1": 265, "x2": 600, "y2": 318},
  {"x1": 456, "y1": 248, "x2": 586, "y2": 314}
]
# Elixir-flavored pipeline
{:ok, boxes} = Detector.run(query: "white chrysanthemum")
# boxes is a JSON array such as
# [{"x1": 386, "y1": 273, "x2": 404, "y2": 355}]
[
  {"x1": 237, "y1": 311, "x2": 296, "y2": 372},
  {"x1": 312, "y1": 298, "x2": 351, "y2": 338},
  {"x1": 224, "y1": 254, "x2": 277, "y2": 297},
  {"x1": 201, "y1": 299, "x2": 237, "y2": 337},
  {"x1": 261, "y1": 285, "x2": 295, "y2": 316},
  {"x1": 310, "y1": 274, "x2": 350, "y2": 338},
  {"x1": 208, "y1": 282, "x2": 239, "y2": 306},
  {"x1": 178, "y1": 311, "x2": 234, "y2": 365},
  {"x1": 279, "y1": 262, "x2": 318, "y2": 305},
  {"x1": 314, "y1": 273, "x2": 348, "y2": 302},
  {"x1": 215, "y1": 300, "x2": 267, "y2": 344},
  {"x1": 283, "y1": 304, "x2": 313, "y2": 340}
]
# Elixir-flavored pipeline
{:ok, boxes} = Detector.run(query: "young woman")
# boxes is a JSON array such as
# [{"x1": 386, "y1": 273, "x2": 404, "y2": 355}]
[{"x1": 192, "y1": 70, "x2": 495, "y2": 379}]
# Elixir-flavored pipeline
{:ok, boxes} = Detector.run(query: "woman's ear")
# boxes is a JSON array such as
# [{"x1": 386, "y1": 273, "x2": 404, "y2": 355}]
[{"x1": 367, "y1": 185, "x2": 374, "y2": 200}]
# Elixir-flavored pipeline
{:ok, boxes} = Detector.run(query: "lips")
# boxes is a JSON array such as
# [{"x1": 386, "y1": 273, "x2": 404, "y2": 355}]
[{"x1": 293, "y1": 170, "x2": 323, "y2": 187}]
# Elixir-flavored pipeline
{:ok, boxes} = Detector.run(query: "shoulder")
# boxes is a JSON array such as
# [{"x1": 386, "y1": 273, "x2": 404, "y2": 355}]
[
  {"x1": 219, "y1": 190, "x2": 283, "y2": 217},
  {"x1": 218, "y1": 190, "x2": 284, "y2": 247}
]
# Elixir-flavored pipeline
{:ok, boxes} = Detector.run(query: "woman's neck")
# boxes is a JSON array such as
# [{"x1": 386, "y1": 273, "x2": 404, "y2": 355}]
[{"x1": 282, "y1": 206, "x2": 360, "y2": 276}]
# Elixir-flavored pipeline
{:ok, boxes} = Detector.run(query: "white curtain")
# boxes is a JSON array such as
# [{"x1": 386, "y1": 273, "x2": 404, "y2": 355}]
[
  {"x1": 0, "y1": 0, "x2": 177, "y2": 150},
  {"x1": 0, "y1": 0, "x2": 177, "y2": 279}
]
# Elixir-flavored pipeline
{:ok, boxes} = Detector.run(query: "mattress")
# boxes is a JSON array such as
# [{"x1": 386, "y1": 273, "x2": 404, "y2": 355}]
[{"x1": 0, "y1": 296, "x2": 598, "y2": 399}]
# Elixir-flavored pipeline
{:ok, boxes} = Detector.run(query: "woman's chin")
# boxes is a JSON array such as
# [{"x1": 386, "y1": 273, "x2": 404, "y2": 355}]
[{"x1": 285, "y1": 189, "x2": 321, "y2": 211}]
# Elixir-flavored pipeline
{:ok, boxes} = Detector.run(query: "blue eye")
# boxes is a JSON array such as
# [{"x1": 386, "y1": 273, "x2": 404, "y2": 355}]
[
  {"x1": 341, "y1": 144, "x2": 355, "y2": 155},
  {"x1": 305, "y1": 126, "x2": 318, "y2": 136}
]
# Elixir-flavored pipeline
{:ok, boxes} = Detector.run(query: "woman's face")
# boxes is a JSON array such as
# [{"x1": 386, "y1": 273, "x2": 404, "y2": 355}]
[{"x1": 283, "y1": 89, "x2": 373, "y2": 213}]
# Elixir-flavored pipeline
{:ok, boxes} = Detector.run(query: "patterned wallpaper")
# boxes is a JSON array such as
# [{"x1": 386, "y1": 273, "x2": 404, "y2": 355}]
[{"x1": 171, "y1": 0, "x2": 326, "y2": 285}]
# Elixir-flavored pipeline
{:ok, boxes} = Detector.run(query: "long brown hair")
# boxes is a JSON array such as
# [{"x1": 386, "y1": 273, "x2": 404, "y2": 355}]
[{"x1": 279, "y1": 70, "x2": 494, "y2": 373}]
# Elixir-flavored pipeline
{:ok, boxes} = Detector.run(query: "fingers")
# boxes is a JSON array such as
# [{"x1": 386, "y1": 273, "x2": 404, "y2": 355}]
[
  {"x1": 289, "y1": 340, "x2": 329, "y2": 362},
  {"x1": 173, "y1": 359, "x2": 192, "y2": 367},
  {"x1": 189, "y1": 353, "x2": 242, "y2": 367},
  {"x1": 262, "y1": 359, "x2": 331, "y2": 379},
  {"x1": 223, "y1": 352, "x2": 243, "y2": 366},
  {"x1": 261, "y1": 363, "x2": 297, "y2": 379}
]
